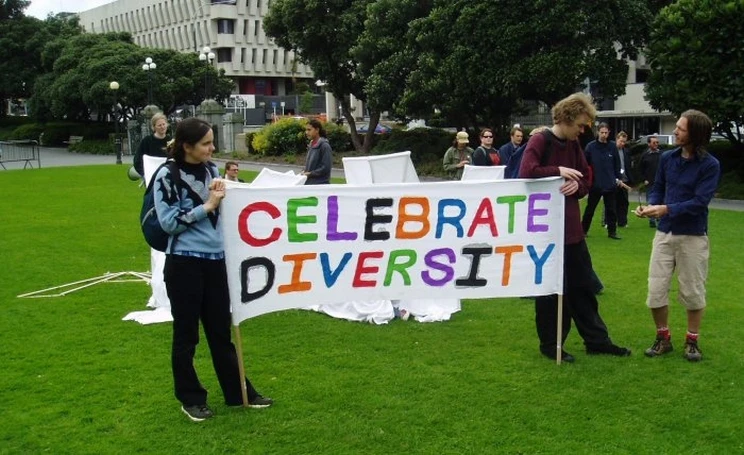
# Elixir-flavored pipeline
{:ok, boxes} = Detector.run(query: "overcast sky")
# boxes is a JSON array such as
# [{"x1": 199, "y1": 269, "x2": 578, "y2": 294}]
[{"x1": 26, "y1": 0, "x2": 114, "y2": 19}]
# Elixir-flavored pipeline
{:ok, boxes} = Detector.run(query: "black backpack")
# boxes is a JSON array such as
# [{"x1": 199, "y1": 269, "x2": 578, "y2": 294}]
[
  {"x1": 140, "y1": 160, "x2": 220, "y2": 252},
  {"x1": 140, "y1": 160, "x2": 181, "y2": 252}
]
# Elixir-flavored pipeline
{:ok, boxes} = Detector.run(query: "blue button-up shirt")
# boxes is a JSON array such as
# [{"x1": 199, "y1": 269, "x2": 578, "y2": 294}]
[{"x1": 649, "y1": 148, "x2": 720, "y2": 235}]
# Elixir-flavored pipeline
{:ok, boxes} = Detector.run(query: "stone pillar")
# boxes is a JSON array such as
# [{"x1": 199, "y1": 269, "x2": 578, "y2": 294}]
[
  {"x1": 223, "y1": 113, "x2": 244, "y2": 153},
  {"x1": 197, "y1": 99, "x2": 226, "y2": 152},
  {"x1": 325, "y1": 92, "x2": 337, "y2": 120}
]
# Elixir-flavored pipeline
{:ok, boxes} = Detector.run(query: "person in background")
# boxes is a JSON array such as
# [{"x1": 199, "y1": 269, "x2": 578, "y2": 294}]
[
  {"x1": 635, "y1": 109, "x2": 720, "y2": 362},
  {"x1": 638, "y1": 135, "x2": 662, "y2": 227},
  {"x1": 614, "y1": 131, "x2": 634, "y2": 227},
  {"x1": 303, "y1": 119, "x2": 332, "y2": 185},
  {"x1": 519, "y1": 92, "x2": 630, "y2": 363},
  {"x1": 472, "y1": 128, "x2": 500, "y2": 166},
  {"x1": 223, "y1": 161, "x2": 244, "y2": 183},
  {"x1": 134, "y1": 113, "x2": 170, "y2": 177},
  {"x1": 443, "y1": 131, "x2": 473, "y2": 179},
  {"x1": 581, "y1": 123, "x2": 623, "y2": 239},
  {"x1": 153, "y1": 118, "x2": 273, "y2": 422},
  {"x1": 498, "y1": 126, "x2": 524, "y2": 165}
]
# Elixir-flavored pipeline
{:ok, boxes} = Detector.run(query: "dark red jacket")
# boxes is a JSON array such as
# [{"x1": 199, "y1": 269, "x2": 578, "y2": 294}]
[{"x1": 518, "y1": 130, "x2": 591, "y2": 245}]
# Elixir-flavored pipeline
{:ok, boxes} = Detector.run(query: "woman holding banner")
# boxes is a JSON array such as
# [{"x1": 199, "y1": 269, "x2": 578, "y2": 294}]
[{"x1": 153, "y1": 118, "x2": 273, "y2": 422}]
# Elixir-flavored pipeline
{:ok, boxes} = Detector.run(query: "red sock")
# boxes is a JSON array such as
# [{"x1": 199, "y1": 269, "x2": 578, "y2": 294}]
[
  {"x1": 686, "y1": 331, "x2": 699, "y2": 343},
  {"x1": 657, "y1": 327, "x2": 670, "y2": 340}
]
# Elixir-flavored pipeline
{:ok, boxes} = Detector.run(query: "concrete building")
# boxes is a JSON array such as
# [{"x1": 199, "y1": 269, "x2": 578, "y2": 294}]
[
  {"x1": 596, "y1": 54, "x2": 677, "y2": 139},
  {"x1": 78, "y1": 0, "x2": 315, "y2": 97}
]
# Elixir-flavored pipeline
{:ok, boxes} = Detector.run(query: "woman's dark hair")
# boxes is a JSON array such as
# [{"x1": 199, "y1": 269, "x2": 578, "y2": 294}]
[
  {"x1": 167, "y1": 118, "x2": 213, "y2": 163},
  {"x1": 307, "y1": 118, "x2": 327, "y2": 138},
  {"x1": 681, "y1": 109, "x2": 713, "y2": 157}
]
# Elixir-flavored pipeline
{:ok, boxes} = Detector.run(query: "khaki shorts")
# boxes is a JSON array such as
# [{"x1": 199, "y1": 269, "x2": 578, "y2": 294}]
[{"x1": 647, "y1": 231, "x2": 709, "y2": 310}]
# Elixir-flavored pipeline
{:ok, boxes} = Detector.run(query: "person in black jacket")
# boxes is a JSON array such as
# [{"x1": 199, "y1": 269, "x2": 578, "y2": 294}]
[
  {"x1": 472, "y1": 128, "x2": 500, "y2": 166},
  {"x1": 581, "y1": 123, "x2": 624, "y2": 239},
  {"x1": 133, "y1": 113, "x2": 170, "y2": 177},
  {"x1": 614, "y1": 131, "x2": 634, "y2": 227},
  {"x1": 302, "y1": 119, "x2": 332, "y2": 185},
  {"x1": 637, "y1": 136, "x2": 662, "y2": 227}
]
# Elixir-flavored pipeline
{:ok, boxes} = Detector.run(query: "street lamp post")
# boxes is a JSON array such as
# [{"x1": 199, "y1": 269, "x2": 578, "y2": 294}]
[
  {"x1": 142, "y1": 57, "x2": 157, "y2": 106},
  {"x1": 109, "y1": 81, "x2": 122, "y2": 165},
  {"x1": 199, "y1": 46, "x2": 216, "y2": 100}
]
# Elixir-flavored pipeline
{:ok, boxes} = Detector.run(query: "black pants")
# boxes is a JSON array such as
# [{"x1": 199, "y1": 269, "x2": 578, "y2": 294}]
[
  {"x1": 535, "y1": 240, "x2": 612, "y2": 353},
  {"x1": 582, "y1": 188, "x2": 617, "y2": 235},
  {"x1": 615, "y1": 186, "x2": 629, "y2": 227},
  {"x1": 164, "y1": 254, "x2": 260, "y2": 406}
]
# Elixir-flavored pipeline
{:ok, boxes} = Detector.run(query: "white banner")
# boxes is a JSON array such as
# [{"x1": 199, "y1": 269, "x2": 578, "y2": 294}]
[{"x1": 222, "y1": 178, "x2": 565, "y2": 324}]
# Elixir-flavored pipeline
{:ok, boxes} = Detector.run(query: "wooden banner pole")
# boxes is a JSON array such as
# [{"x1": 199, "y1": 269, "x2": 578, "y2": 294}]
[
  {"x1": 556, "y1": 294, "x2": 564, "y2": 365},
  {"x1": 233, "y1": 324, "x2": 250, "y2": 407}
]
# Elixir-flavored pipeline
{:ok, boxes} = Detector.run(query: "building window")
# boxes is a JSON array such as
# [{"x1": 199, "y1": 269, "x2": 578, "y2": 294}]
[
  {"x1": 217, "y1": 48, "x2": 232, "y2": 62},
  {"x1": 254, "y1": 20, "x2": 260, "y2": 36},
  {"x1": 262, "y1": 49, "x2": 267, "y2": 64},
  {"x1": 251, "y1": 48, "x2": 256, "y2": 64},
  {"x1": 217, "y1": 19, "x2": 235, "y2": 34},
  {"x1": 255, "y1": 80, "x2": 266, "y2": 95},
  {"x1": 272, "y1": 49, "x2": 277, "y2": 65}
]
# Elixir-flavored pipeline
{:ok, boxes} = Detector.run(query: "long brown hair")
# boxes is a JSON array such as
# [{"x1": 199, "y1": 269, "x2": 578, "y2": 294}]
[
  {"x1": 680, "y1": 109, "x2": 713, "y2": 157},
  {"x1": 166, "y1": 118, "x2": 213, "y2": 164}
]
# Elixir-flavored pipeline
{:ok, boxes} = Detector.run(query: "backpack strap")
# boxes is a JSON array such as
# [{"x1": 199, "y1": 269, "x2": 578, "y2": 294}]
[{"x1": 539, "y1": 130, "x2": 553, "y2": 166}]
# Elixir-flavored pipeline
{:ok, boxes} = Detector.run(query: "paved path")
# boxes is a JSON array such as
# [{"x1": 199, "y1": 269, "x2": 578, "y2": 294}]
[{"x1": 4, "y1": 146, "x2": 743, "y2": 212}]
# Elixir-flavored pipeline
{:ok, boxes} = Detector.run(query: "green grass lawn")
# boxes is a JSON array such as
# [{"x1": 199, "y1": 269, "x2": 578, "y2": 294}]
[{"x1": 1, "y1": 165, "x2": 743, "y2": 454}]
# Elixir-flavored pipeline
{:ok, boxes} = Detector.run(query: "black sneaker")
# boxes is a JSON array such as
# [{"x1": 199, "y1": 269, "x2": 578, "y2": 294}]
[
  {"x1": 586, "y1": 343, "x2": 632, "y2": 356},
  {"x1": 540, "y1": 349, "x2": 575, "y2": 363},
  {"x1": 248, "y1": 396, "x2": 274, "y2": 408},
  {"x1": 608, "y1": 233, "x2": 622, "y2": 240},
  {"x1": 181, "y1": 404, "x2": 214, "y2": 422}
]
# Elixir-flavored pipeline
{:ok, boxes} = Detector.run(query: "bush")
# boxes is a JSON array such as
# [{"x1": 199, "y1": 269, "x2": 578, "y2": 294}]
[
  {"x1": 372, "y1": 128, "x2": 454, "y2": 170},
  {"x1": 8, "y1": 123, "x2": 45, "y2": 141},
  {"x1": 251, "y1": 118, "x2": 306, "y2": 156},
  {"x1": 68, "y1": 139, "x2": 114, "y2": 155},
  {"x1": 707, "y1": 140, "x2": 743, "y2": 176},
  {"x1": 40, "y1": 123, "x2": 78, "y2": 146},
  {"x1": 0, "y1": 116, "x2": 34, "y2": 128},
  {"x1": 325, "y1": 122, "x2": 352, "y2": 153}
]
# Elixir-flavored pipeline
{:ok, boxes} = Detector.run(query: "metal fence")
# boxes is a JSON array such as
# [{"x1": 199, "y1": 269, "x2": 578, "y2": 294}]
[{"x1": 0, "y1": 140, "x2": 40, "y2": 170}]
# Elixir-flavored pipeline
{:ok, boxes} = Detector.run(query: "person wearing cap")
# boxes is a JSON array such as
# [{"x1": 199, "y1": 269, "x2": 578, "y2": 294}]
[{"x1": 443, "y1": 131, "x2": 473, "y2": 179}]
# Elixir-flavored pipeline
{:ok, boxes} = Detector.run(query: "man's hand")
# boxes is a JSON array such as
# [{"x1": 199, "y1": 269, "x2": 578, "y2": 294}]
[
  {"x1": 636, "y1": 204, "x2": 667, "y2": 218},
  {"x1": 559, "y1": 179, "x2": 579, "y2": 196},
  {"x1": 558, "y1": 166, "x2": 583, "y2": 181}
]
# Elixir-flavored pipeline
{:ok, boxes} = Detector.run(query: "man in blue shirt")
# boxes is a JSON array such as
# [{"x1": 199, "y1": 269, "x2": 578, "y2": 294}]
[
  {"x1": 581, "y1": 123, "x2": 623, "y2": 239},
  {"x1": 498, "y1": 126, "x2": 524, "y2": 165},
  {"x1": 635, "y1": 109, "x2": 720, "y2": 362}
]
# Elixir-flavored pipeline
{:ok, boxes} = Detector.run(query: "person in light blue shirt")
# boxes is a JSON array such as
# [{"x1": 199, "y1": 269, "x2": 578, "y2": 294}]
[
  {"x1": 154, "y1": 118, "x2": 273, "y2": 421},
  {"x1": 635, "y1": 109, "x2": 720, "y2": 362}
]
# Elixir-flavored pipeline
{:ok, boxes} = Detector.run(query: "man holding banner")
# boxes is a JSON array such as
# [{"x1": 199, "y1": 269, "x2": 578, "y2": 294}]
[{"x1": 520, "y1": 92, "x2": 631, "y2": 363}]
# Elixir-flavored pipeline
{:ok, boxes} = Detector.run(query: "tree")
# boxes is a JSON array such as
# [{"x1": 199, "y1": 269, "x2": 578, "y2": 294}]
[
  {"x1": 0, "y1": 0, "x2": 29, "y2": 20},
  {"x1": 264, "y1": 0, "x2": 379, "y2": 153},
  {"x1": 399, "y1": 0, "x2": 652, "y2": 132},
  {"x1": 644, "y1": 0, "x2": 744, "y2": 149},
  {"x1": 0, "y1": 13, "x2": 81, "y2": 117},
  {"x1": 29, "y1": 32, "x2": 234, "y2": 121}
]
